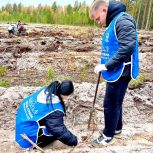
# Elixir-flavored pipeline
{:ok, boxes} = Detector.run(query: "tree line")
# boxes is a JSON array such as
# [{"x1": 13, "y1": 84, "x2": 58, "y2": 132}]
[
  {"x1": 0, "y1": 0, "x2": 152, "y2": 29},
  {"x1": 122, "y1": 0, "x2": 153, "y2": 29}
]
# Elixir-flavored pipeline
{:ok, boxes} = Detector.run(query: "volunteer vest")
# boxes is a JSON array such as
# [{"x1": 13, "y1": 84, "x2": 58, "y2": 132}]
[
  {"x1": 15, "y1": 87, "x2": 64, "y2": 148},
  {"x1": 101, "y1": 12, "x2": 139, "y2": 82}
]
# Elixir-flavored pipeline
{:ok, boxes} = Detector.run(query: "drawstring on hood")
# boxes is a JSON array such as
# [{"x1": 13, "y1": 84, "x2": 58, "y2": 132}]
[{"x1": 106, "y1": 1, "x2": 126, "y2": 27}]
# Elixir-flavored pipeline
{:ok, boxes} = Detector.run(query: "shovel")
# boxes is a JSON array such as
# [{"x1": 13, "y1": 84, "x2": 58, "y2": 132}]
[{"x1": 88, "y1": 72, "x2": 101, "y2": 129}]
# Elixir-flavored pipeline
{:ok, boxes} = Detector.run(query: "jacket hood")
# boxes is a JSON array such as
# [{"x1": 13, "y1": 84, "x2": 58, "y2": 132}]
[{"x1": 106, "y1": 1, "x2": 126, "y2": 27}]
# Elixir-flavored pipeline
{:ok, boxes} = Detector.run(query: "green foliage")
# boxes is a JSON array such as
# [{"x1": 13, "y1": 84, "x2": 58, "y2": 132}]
[
  {"x1": 0, "y1": 66, "x2": 11, "y2": 87},
  {"x1": 0, "y1": 66, "x2": 7, "y2": 77},
  {"x1": 0, "y1": 2, "x2": 93, "y2": 26},
  {"x1": 67, "y1": 4, "x2": 73, "y2": 14},
  {"x1": 42, "y1": 68, "x2": 73, "y2": 86},
  {"x1": 74, "y1": 0, "x2": 79, "y2": 12},
  {"x1": 121, "y1": 0, "x2": 153, "y2": 29},
  {"x1": 0, "y1": 0, "x2": 152, "y2": 28},
  {"x1": 0, "y1": 79, "x2": 11, "y2": 87},
  {"x1": 129, "y1": 74, "x2": 146, "y2": 89},
  {"x1": 41, "y1": 67, "x2": 57, "y2": 85},
  {"x1": 52, "y1": 1, "x2": 57, "y2": 12},
  {"x1": 47, "y1": 67, "x2": 56, "y2": 81}
]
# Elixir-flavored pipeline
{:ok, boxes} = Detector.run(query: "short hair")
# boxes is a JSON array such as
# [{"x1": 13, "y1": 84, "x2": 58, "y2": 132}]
[{"x1": 89, "y1": 0, "x2": 109, "y2": 19}]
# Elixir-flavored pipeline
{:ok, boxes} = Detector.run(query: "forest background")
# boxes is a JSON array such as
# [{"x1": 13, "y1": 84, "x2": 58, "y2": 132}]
[{"x1": 0, "y1": 0, "x2": 152, "y2": 29}]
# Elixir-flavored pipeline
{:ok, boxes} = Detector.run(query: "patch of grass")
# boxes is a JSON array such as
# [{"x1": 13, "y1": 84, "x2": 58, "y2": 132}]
[
  {"x1": 42, "y1": 67, "x2": 57, "y2": 85},
  {"x1": 0, "y1": 66, "x2": 7, "y2": 77},
  {"x1": 0, "y1": 79, "x2": 11, "y2": 87},
  {"x1": 57, "y1": 75, "x2": 72, "y2": 81},
  {"x1": 0, "y1": 66, "x2": 11, "y2": 87},
  {"x1": 80, "y1": 63, "x2": 89, "y2": 81},
  {"x1": 47, "y1": 67, "x2": 56, "y2": 81},
  {"x1": 129, "y1": 74, "x2": 146, "y2": 89}
]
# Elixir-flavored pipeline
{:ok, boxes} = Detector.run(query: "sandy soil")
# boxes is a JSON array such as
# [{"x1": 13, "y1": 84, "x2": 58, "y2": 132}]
[{"x1": 0, "y1": 24, "x2": 153, "y2": 153}]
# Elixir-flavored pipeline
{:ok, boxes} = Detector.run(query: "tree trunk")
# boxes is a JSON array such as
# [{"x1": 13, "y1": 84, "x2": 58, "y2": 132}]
[
  {"x1": 136, "y1": 0, "x2": 142, "y2": 28},
  {"x1": 145, "y1": 0, "x2": 153, "y2": 29},
  {"x1": 141, "y1": 0, "x2": 148, "y2": 29}
]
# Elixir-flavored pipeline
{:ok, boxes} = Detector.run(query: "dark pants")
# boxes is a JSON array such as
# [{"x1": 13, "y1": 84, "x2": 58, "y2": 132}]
[
  {"x1": 103, "y1": 76, "x2": 131, "y2": 137},
  {"x1": 8, "y1": 30, "x2": 14, "y2": 35},
  {"x1": 37, "y1": 129, "x2": 56, "y2": 148}
]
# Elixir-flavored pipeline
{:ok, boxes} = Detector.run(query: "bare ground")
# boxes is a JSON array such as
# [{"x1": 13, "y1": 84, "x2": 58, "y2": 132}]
[{"x1": 0, "y1": 24, "x2": 153, "y2": 153}]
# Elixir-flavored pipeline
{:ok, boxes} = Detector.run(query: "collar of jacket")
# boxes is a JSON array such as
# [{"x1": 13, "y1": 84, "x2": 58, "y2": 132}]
[{"x1": 106, "y1": 1, "x2": 126, "y2": 27}]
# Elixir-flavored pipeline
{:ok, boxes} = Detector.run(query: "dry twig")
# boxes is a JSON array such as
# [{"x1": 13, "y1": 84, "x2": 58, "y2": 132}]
[{"x1": 20, "y1": 134, "x2": 46, "y2": 153}]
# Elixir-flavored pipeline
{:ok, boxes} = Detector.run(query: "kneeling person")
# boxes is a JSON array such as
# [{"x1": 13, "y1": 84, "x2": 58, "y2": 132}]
[
  {"x1": 8, "y1": 24, "x2": 15, "y2": 35},
  {"x1": 15, "y1": 80, "x2": 78, "y2": 149}
]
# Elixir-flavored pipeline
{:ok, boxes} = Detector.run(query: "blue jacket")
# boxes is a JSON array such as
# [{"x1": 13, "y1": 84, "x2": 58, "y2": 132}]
[
  {"x1": 101, "y1": 12, "x2": 139, "y2": 82},
  {"x1": 39, "y1": 110, "x2": 77, "y2": 146},
  {"x1": 16, "y1": 87, "x2": 77, "y2": 148},
  {"x1": 105, "y1": 1, "x2": 139, "y2": 77}
]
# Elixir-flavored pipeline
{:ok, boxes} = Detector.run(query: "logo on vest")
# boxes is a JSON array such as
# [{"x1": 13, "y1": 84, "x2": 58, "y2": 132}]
[{"x1": 105, "y1": 33, "x2": 109, "y2": 43}]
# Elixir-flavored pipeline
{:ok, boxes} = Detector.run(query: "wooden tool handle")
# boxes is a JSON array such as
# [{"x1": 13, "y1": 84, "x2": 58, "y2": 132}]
[{"x1": 20, "y1": 134, "x2": 46, "y2": 153}]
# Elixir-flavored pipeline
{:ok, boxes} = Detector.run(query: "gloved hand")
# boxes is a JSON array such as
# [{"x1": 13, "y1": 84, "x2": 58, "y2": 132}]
[{"x1": 94, "y1": 64, "x2": 107, "y2": 74}]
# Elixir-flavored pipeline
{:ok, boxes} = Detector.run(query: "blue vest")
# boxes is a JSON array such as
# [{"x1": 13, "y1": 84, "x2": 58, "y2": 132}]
[
  {"x1": 101, "y1": 12, "x2": 139, "y2": 82},
  {"x1": 15, "y1": 87, "x2": 64, "y2": 148}
]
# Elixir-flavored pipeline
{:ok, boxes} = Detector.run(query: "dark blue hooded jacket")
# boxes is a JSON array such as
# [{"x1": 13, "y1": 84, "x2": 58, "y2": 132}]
[
  {"x1": 39, "y1": 109, "x2": 78, "y2": 146},
  {"x1": 105, "y1": 1, "x2": 137, "y2": 76}
]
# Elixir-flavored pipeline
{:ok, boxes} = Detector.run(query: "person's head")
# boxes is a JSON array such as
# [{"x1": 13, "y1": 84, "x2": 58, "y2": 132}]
[
  {"x1": 58, "y1": 80, "x2": 74, "y2": 100},
  {"x1": 89, "y1": 0, "x2": 109, "y2": 26},
  {"x1": 45, "y1": 80, "x2": 74, "y2": 113},
  {"x1": 18, "y1": 20, "x2": 21, "y2": 25}
]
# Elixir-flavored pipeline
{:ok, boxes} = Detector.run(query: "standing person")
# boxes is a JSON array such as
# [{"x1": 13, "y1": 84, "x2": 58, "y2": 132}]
[
  {"x1": 16, "y1": 80, "x2": 78, "y2": 149},
  {"x1": 17, "y1": 20, "x2": 21, "y2": 29},
  {"x1": 89, "y1": 0, "x2": 139, "y2": 146}
]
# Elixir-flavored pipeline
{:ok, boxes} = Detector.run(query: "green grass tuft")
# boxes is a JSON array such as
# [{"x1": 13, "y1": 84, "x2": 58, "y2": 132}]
[
  {"x1": 129, "y1": 74, "x2": 146, "y2": 89},
  {"x1": 0, "y1": 66, "x2": 7, "y2": 77},
  {"x1": 0, "y1": 79, "x2": 11, "y2": 87}
]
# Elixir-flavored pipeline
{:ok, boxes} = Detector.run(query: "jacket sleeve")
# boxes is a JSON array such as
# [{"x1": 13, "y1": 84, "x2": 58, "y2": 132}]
[
  {"x1": 42, "y1": 110, "x2": 78, "y2": 146},
  {"x1": 105, "y1": 14, "x2": 137, "y2": 70}
]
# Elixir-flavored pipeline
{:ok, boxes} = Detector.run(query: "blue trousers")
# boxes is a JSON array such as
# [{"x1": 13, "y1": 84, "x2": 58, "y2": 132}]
[{"x1": 103, "y1": 76, "x2": 131, "y2": 137}]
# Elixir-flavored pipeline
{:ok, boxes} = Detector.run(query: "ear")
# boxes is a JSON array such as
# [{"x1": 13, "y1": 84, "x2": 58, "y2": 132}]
[{"x1": 103, "y1": 8, "x2": 108, "y2": 13}]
